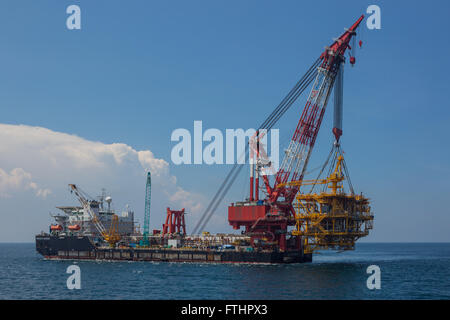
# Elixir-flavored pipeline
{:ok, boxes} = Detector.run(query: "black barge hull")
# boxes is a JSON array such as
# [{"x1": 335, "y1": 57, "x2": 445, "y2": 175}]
[{"x1": 36, "y1": 235, "x2": 312, "y2": 264}]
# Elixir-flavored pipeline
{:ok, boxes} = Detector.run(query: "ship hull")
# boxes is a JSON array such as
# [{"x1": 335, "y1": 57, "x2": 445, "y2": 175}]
[{"x1": 36, "y1": 235, "x2": 312, "y2": 264}]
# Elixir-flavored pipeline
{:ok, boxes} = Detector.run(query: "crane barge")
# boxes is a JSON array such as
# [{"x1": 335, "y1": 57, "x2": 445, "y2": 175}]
[{"x1": 35, "y1": 15, "x2": 373, "y2": 263}]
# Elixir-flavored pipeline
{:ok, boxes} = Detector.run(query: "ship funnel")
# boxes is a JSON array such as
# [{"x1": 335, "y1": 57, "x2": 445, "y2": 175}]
[{"x1": 105, "y1": 196, "x2": 112, "y2": 212}]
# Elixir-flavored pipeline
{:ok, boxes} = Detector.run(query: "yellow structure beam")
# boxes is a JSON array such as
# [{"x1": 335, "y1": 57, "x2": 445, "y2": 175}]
[{"x1": 292, "y1": 153, "x2": 374, "y2": 254}]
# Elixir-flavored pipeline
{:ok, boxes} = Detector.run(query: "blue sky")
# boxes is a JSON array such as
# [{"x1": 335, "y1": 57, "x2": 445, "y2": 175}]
[{"x1": 1, "y1": 0, "x2": 449, "y2": 241}]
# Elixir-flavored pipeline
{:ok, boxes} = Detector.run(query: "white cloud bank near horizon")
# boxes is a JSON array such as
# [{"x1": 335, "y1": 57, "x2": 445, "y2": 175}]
[
  {"x1": 0, "y1": 167, "x2": 51, "y2": 199},
  {"x1": 0, "y1": 123, "x2": 222, "y2": 242}
]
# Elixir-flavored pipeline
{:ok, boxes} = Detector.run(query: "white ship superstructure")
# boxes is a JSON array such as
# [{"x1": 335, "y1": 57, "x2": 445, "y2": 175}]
[{"x1": 49, "y1": 193, "x2": 135, "y2": 237}]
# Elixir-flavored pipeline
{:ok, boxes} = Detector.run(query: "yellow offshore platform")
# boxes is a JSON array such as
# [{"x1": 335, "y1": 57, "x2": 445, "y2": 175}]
[{"x1": 286, "y1": 147, "x2": 374, "y2": 254}]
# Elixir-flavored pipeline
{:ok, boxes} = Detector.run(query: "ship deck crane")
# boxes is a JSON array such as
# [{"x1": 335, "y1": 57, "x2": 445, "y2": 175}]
[{"x1": 69, "y1": 184, "x2": 121, "y2": 247}]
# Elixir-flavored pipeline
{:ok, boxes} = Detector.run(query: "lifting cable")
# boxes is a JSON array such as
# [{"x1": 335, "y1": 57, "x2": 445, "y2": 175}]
[
  {"x1": 341, "y1": 155, "x2": 354, "y2": 195},
  {"x1": 308, "y1": 143, "x2": 355, "y2": 195},
  {"x1": 308, "y1": 145, "x2": 335, "y2": 194},
  {"x1": 192, "y1": 58, "x2": 322, "y2": 234}
]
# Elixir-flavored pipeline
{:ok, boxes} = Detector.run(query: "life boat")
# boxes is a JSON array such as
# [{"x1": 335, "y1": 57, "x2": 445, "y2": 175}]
[
  {"x1": 68, "y1": 224, "x2": 81, "y2": 231},
  {"x1": 50, "y1": 224, "x2": 63, "y2": 231}
]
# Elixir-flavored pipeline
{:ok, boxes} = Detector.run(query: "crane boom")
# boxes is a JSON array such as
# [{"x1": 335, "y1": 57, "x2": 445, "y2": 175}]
[
  {"x1": 69, "y1": 184, "x2": 107, "y2": 236},
  {"x1": 267, "y1": 15, "x2": 364, "y2": 205},
  {"x1": 140, "y1": 171, "x2": 152, "y2": 247},
  {"x1": 271, "y1": 67, "x2": 335, "y2": 202},
  {"x1": 69, "y1": 184, "x2": 122, "y2": 246},
  {"x1": 144, "y1": 171, "x2": 151, "y2": 236}
]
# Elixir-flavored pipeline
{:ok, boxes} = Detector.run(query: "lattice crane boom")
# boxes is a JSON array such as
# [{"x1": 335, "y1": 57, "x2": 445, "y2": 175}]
[
  {"x1": 69, "y1": 184, "x2": 121, "y2": 247},
  {"x1": 142, "y1": 171, "x2": 152, "y2": 247},
  {"x1": 69, "y1": 184, "x2": 107, "y2": 236},
  {"x1": 267, "y1": 15, "x2": 364, "y2": 206},
  {"x1": 144, "y1": 172, "x2": 151, "y2": 235}
]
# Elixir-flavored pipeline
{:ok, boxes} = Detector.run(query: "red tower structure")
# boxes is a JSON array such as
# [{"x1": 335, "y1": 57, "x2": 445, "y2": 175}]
[
  {"x1": 162, "y1": 208, "x2": 186, "y2": 237},
  {"x1": 228, "y1": 15, "x2": 364, "y2": 252}
]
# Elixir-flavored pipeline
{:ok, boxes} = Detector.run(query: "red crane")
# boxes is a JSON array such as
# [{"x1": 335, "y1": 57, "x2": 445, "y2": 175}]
[{"x1": 228, "y1": 15, "x2": 364, "y2": 251}]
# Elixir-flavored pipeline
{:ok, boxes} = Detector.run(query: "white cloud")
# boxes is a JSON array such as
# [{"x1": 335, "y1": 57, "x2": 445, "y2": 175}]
[
  {"x1": 0, "y1": 167, "x2": 51, "y2": 199},
  {"x1": 137, "y1": 150, "x2": 170, "y2": 177},
  {"x1": 169, "y1": 187, "x2": 203, "y2": 214},
  {"x1": 0, "y1": 123, "x2": 207, "y2": 241}
]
